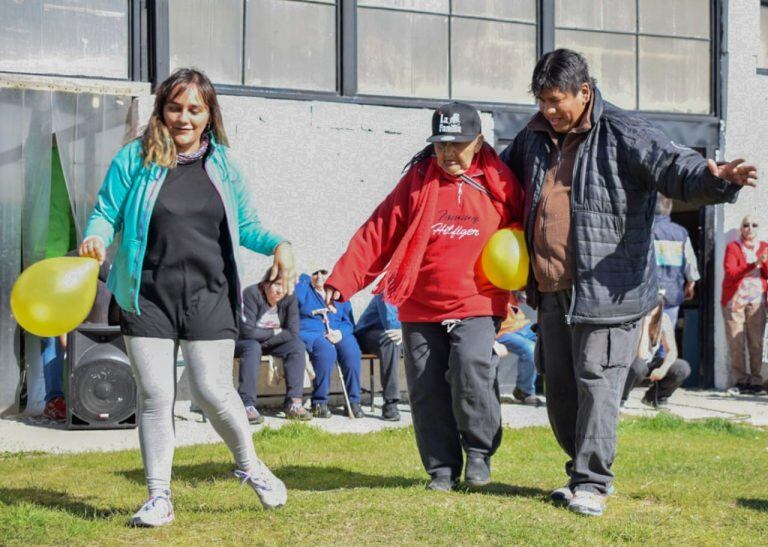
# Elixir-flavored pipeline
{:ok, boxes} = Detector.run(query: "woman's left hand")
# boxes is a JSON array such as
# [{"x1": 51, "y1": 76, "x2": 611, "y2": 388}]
[{"x1": 271, "y1": 242, "x2": 297, "y2": 295}]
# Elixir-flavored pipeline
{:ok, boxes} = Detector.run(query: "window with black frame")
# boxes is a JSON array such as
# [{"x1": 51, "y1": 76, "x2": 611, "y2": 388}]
[
  {"x1": 555, "y1": 0, "x2": 711, "y2": 114},
  {"x1": 0, "y1": 0, "x2": 130, "y2": 79},
  {"x1": 356, "y1": 0, "x2": 537, "y2": 103},
  {"x1": 168, "y1": 0, "x2": 337, "y2": 91}
]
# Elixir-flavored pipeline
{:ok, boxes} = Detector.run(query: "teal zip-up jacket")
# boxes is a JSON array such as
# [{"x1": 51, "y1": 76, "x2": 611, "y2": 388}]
[{"x1": 84, "y1": 137, "x2": 285, "y2": 315}]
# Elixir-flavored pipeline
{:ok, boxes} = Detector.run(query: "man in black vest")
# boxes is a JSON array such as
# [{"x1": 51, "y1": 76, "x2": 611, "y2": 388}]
[{"x1": 501, "y1": 48, "x2": 757, "y2": 517}]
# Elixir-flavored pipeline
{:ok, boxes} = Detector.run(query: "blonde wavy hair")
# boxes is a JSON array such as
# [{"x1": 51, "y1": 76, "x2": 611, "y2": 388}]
[{"x1": 141, "y1": 68, "x2": 229, "y2": 168}]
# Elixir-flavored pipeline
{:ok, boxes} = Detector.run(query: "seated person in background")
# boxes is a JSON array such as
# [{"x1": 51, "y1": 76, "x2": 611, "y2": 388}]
[
  {"x1": 236, "y1": 269, "x2": 312, "y2": 423},
  {"x1": 296, "y1": 269, "x2": 363, "y2": 419},
  {"x1": 354, "y1": 294, "x2": 402, "y2": 421},
  {"x1": 493, "y1": 292, "x2": 543, "y2": 406},
  {"x1": 621, "y1": 293, "x2": 691, "y2": 409}
]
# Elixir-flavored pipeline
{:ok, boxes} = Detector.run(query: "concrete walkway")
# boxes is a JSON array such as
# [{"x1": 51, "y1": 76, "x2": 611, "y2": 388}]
[{"x1": 1, "y1": 389, "x2": 766, "y2": 454}]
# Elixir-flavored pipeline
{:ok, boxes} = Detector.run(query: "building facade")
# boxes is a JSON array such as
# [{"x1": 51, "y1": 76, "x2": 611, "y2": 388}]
[{"x1": 0, "y1": 0, "x2": 765, "y2": 413}]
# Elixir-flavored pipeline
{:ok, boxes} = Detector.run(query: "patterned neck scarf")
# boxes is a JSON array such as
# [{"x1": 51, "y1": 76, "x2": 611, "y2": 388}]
[{"x1": 176, "y1": 132, "x2": 210, "y2": 165}]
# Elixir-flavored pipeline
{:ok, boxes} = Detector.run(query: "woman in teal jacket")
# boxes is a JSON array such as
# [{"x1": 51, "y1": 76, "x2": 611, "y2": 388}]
[{"x1": 79, "y1": 68, "x2": 295, "y2": 527}]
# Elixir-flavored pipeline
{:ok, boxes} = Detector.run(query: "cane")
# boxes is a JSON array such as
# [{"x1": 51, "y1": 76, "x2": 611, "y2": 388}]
[{"x1": 312, "y1": 308, "x2": 355, "y2": 419}]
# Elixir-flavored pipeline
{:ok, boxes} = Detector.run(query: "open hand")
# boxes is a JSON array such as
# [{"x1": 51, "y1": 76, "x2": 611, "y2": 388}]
[{"x1": 707, "y1": 158, "x2": 758, "y2": 187}]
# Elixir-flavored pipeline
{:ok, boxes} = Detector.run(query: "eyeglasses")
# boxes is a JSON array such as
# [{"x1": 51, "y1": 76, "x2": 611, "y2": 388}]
[
  {"x1": 743, "y1": 223, "x2": 759, "y2": 228},
  {"x1": 312, "y1": 270, "x2": 328, "y2": 276}
]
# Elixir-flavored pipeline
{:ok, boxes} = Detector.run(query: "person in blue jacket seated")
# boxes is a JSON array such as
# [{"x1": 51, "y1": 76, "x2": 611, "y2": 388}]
[
  {"x1": 354, "y1": 294, "x2": 402, "y2": 421},
  {"x1": 295, "y1": 269, "x2": 364, "y2": 418},
  {"x1": 236, "y1": 268, "x2": 312, "y2": 423}
]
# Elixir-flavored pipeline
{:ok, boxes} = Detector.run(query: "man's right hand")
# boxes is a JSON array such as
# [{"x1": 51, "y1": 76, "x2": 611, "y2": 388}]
[
  {"x1": 78, "y1": 236, "x2": 106, "y2": 265},
  {"x1": 493, "y1": 341, "x2": 509, "y2": 357},
  {"x1": 385, "y1": 329, "x2": 403, "y2": 345}
]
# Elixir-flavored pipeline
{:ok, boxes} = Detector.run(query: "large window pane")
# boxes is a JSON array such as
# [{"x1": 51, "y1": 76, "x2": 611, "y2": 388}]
[
  {"x1": 244, "y1": 0, "x2": 337, "y2": 91},
  {"x1": 451, "y1": 18, "x2": 535, "y2": 103},
  {"x1": 169, "y1": 0, "x2": 243, "y2": 85},
  {"x1": 555, "y1": 0, "x2": 635, "y2": 32},
  {"x1": 358, "y1": 0, "x2": 448, "y2": 13},
  {"x1": 639, "y1": 37, "x2": 709, "y2": 113},
  {"x1": 0, "y1": 0, "x2": 128, "y2": 79},
  {"x1": 452, "y1": 0, "x2": 536, "y2": 22},
  {"x1": 639, "y1": 0, "x2": 709, "y2": 39},
  {"x1": 556, "y1": 30, "x2": 636, "y2": 109},
  {"x1": 760, "y1": 5, "x2": 768, "y2": 68},
  {"x1": 358, "y1": 9, "x2": 449, "y2": 98}
]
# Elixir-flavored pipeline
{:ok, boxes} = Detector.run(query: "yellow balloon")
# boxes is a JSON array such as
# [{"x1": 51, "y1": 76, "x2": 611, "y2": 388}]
[
  {"x1": 481, "y1": 228, "x2": 530, "y2": 290},
  {"x1": 11, "y1": 257, "x2": 99, "y2": 337}
]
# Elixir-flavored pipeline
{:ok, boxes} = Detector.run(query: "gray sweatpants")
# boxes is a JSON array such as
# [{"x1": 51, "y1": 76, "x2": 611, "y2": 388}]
[
  {"x1": 125, "y1": 336, "x2": 261, "y2": 497},
  {"x1": 536, "y1": 293, "x2": 640, "y2": 495},
  {"x1": 402, "y1": 317, "x2": 501, "y2": 480}
]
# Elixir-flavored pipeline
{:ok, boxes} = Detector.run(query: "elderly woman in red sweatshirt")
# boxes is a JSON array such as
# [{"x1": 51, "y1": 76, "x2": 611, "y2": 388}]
[
  {"x1": 324, "y1": 102, "x2": 524, "y2": 491},
  {"x1": 722, "y1": 215, "x2": 768, "y2": 395}
]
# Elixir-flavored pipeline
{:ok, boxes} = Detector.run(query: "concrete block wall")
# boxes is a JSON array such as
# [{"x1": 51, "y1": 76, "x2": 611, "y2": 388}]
[
  {"x1": 717, "y1": 1, "x2": 768, "y2": 388},
  {"x1": 136, "y1": 96, "x2": 494, "y2": 317}
]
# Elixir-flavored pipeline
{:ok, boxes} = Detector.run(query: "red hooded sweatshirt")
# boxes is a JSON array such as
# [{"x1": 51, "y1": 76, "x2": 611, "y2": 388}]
[{"x1": 327, "y1": 145, "x2": 525, "y2": 322}]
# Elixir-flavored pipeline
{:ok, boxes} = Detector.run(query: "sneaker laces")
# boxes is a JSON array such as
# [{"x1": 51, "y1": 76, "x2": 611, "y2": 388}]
[
  {"x1": 234, "y1": 468, "x2": 272, "y2": 492},
  {"x1": 139, "y1": 492, "x2": 171, "y2": 512}
]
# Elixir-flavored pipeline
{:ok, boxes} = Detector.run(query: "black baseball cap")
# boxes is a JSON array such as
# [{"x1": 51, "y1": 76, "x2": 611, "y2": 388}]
[{"x1": 427, "y1": 101, "x2": 481, "y2": 143}]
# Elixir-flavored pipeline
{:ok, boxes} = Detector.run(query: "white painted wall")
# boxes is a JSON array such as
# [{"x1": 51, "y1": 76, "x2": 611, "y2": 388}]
[
  {"x1": 136, "y1": 96, "x2": 495, "y2": 317},
  {"x1": 716, "y1": 1, "x2": 768, "y2": 388}
]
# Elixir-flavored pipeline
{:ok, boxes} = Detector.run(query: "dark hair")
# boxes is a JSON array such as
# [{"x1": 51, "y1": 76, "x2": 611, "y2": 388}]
[
  {"x1": 655, "y1": 193, "x2": 673, "y2": 216},
  {"x1": 530, "y1": 49, "x2": 597, "y2": 98},
  {"x1": 141, "y1": 68, "x2": 228, "y2": 167},
  {"x1": 403, "y1": 144, "x2": 435, "y2": 172}
]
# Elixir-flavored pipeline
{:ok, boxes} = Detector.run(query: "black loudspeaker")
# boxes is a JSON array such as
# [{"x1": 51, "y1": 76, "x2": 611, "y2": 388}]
[{"x1": 66, "y1": 324, "x2": 137, "y2": 430}]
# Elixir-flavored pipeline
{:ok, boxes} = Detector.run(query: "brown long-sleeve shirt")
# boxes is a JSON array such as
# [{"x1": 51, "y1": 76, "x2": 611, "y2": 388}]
[{"x1": 529, "y1": 98, "x2": 594, "y2": 293}]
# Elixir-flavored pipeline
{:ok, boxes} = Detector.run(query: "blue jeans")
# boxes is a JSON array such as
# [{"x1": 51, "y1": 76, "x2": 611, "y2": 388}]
[
  {"x1": 497, "y1": 324, "x2": 537, "y2": 395},
  {"x1": 307, "y1": 334, "x2": 362, "y2": 404},
  {"x1": 41, "y1": 337, "x2": 64, "y2": 403}
]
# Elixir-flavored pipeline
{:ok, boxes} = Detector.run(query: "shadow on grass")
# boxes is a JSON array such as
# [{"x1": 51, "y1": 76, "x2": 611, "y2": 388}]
[
  {"x1": 116, "y1": 463, "x2": 548, "y2": 499},
  {"x1": 0, "y1": 488, "x2": 124, "y2": 520},
  {"x1": 737, "y1": 498, "x2": 768, "y2": 512},
  {"x1": 466, "y1": 482, "x2": 550, "y2": 500}
]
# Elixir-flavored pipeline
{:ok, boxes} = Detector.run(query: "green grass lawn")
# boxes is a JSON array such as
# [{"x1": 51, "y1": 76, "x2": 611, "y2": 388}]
[{"x1": 1, "y1": 414, "x2": 767, "y2": 545}]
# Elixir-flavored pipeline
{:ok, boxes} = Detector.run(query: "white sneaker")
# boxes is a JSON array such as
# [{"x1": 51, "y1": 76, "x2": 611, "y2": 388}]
[
  {"x1": 130, "y1": 492, "x2": 174, "y2": 527},
  {"x1": 568, "y1": 490, "x2": 606, "y2": 516},
  {"x1": 234, "y1": 462, "x2": 288, "y2": 510}
]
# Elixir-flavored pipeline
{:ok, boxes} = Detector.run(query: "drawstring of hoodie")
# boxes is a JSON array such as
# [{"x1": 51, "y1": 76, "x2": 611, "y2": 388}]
[{"x1": 441, "y1": 319, "x2": 462, "y2": 333}]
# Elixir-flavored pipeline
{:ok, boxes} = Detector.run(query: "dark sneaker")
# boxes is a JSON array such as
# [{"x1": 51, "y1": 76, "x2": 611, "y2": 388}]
[
  {"x1": 750, "y1": 385, "x2": 767, "y2": 396},
  {"x1": 311, "y1": 403, "x2": 332, "y2": 419},
  {"x1": 245, "y1": 405, "x2": 264, "y2": 424},
  {"x1": 464, "y1": 455, "x2": 491, "y2": 487},
  {"x1": 513, "y1": 388, "x2": 544, "y2": 406},
  {"x1": 284, "y1": 402, "x2": 312, "y2": 421},
  {"x1": 350, "y1": 403, "x2": 365, "y2": 419},
  {"x1": 382, "y1": 401, "x2": 401, "y2": 421},
  {"x1": 640, "y1": 394, "x2": 658, "y2": 409},
  {"x1": 426, "y1": 475, "x2": 458, "y2": 492}
]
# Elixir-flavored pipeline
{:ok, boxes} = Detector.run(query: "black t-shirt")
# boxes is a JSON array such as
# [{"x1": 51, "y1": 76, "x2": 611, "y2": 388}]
[{"x1": 120, "y1": 157, "x2": 238, "y2": 340}]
